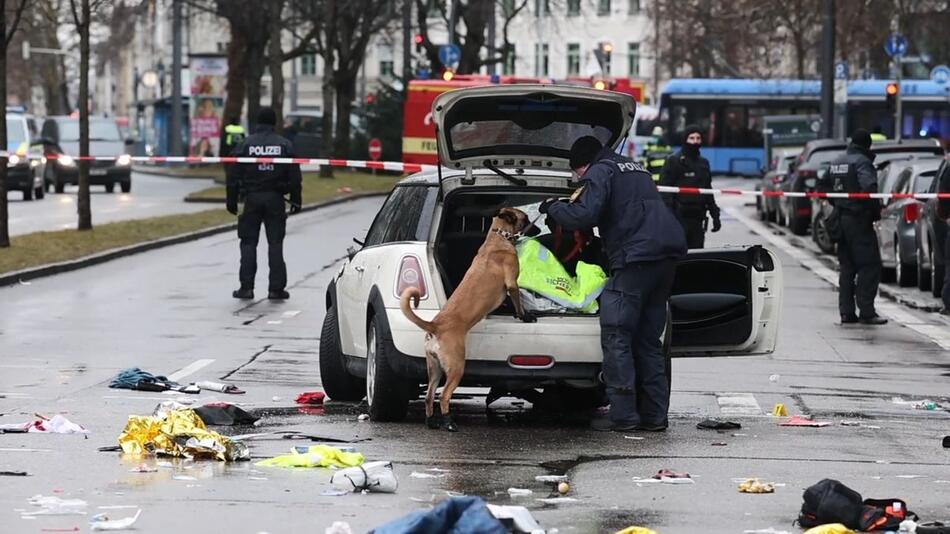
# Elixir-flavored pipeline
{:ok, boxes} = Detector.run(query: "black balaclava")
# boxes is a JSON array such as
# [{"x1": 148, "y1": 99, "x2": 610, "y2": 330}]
[{"x1": 682, "y1": 124, "x2": 703, "y2": 158}]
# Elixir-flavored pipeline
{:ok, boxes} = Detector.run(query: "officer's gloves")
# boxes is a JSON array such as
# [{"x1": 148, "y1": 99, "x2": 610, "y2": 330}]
[
  {"x1": 289, "y1": 203, "x2": 302, "y2": 215},
  {"x1": 711, "y1": 217, "x2": 722, "y2": 233},
  {"x1": 538, "y1": 197, "x2": 560, "y2": 214},
  {"x1": 227, "y1": 203, "x2": 238, "y2": 216}
]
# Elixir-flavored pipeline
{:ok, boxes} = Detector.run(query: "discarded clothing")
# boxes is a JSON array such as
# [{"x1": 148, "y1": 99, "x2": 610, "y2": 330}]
[
  {"x1": 516, "y1": 238, "x2": 607, "y2": 313},
  {"x1": 90, "y1": 509, "x2": 142, "y2": 531},
  {"x1": 519, "y1": 289, "x2": 571, "y2": 313},
  {"x1": 370, "y1": 496, "x2": 507, "y2": 534},
  {"x1": 109, "y1": 368, "x2": 178, "y2": 391},
  {"x1": 117, "y1": 409, "x2": 249, "y2": 462},
  {"x1": 781, "y1": 416, "x2": 831, "y2": 427},
  {"x1": 295, "y1": 391, "x2": 326, "y2": 405},
  {"x1": 0, "y1": 415, "x2": 89, "y2": 434},
  {"x1": 195, "y1": 380, "x2": 245, "y2": 394},
  {"x1": 256, "y1": 444, "x2": 364, "y2": 469},
  {"x1": 193, "y1": 403, "x2": 259, "y2": 426},
  {"x1": 697, "y1": 419, "x2": 741, "y2": 430},
  {"x1": 738, "y1": 478, "x2": 775, "y2": 494},
  {"x1": 331, "y1": 461, "x2": 398, "y2": 493}
]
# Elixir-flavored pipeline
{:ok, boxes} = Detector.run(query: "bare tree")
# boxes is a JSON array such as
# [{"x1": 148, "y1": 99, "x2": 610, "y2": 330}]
[
  {"x1": 0, "y1": 0, "x2": 31, "y2": 248},
  {"x1": 771, "y1": 0, "x2": 821, "y2": 79}
]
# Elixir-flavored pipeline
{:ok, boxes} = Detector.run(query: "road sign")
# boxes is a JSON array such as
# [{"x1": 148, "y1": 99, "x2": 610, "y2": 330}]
[
  {"x1": 884, "y1": 33, "x2": 908, "y2": 58},
  {"x1": 931, "y1": 65, "x2": 950, "y2": 85},
  {"x1": 834, "y1": 61, "x2": 849, "y2": 80},
  {"x1": 438, "y1": 44, "x2": 461, "y2": 67},
  {"x1": 368, "y1": 138, "x2": 382, "y2": 161},
  {"x1": 833, "y1": 79, "x2": 847, "y2": 104}
]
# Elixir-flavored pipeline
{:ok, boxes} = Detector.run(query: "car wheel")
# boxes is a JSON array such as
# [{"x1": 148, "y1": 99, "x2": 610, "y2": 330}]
[
  {"x1": 34, "y1": 186, "x2": 44, "y2": 200},
  {"x1": 931, "y1": 245, "x2": 945, "y2": 299},
  {"x1": 120, "y1": 181, "x2": 131, "y2": 193},
  {"x1": 895, "y1": 241, "x2": 916, "y2": 287},
  {"x1": 790, "y1": 213, "x2": 808, "y2": 236},
  {"x1": 366, "y1": 314, "x2": 412, "y2": 422},
  {"x1": 22, "y1": 187, "x2": 33, "y2": 201},
  {"x1": 812, "y1": 215, "x2": 835, "y2": 254},
  {"x1": 917, "y1": 246, "x2": 932, "y2": 292},
  {"x1": 105, "y1": 182, "x2": 115, "y2": 193},
  {"x1": 318, "y1": 305, "x2": 365, "y2": 401}
]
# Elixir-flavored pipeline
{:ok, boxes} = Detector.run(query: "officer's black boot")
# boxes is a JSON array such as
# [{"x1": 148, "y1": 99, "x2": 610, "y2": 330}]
[
  {"x1": 268, "y1": 289, "x2": 290, "y2": 300},
  {"x1": 232, "y1": 287, "x2": 254, "y2": 299}
]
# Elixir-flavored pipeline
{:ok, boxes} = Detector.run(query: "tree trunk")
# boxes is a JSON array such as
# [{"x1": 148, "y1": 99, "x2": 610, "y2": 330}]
[
  {"x1": 245, "y1": 48, "x2": 266, "y2": 132},
  {"x1": 77, "y1": 0, "x2": 92, "y2": 231},
  {"x1": 319, "y1": 52, "x2": 334, "y2": 178},
  {"x1": 0, "y1": 0, "x2": 9, "y2": 247},
  {"x1": 333, "y1": 74, "x2": 356, "y2": 159},
  {"x1": 221, "y1": 20, "x2": 247, "y2": 151},
  {"x1": 793, "y1": 31, "x2": 806, "y2": 79},
  {"x1": 267, "y1": 1, "x2": 285, "y2": 133}
]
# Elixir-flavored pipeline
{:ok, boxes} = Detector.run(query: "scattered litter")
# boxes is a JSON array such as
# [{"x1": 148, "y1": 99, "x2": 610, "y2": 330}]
[
  {"x1": 0, "y1": 470, "x2": 29, "y2": 476},
  {"x1": 320, "y1": 489, "x2": 349, "y2": 497},
  {"x1": 623, "y1": 435, "x2": 645, "y2": 440},
  {"x1": 738, "y1": 478, "x2": 775, "y2": 494},
  {"x1": 98, "y1": 446, "x2": 122, "y2": 452},
  {"x1": 652, "y1": 469, "x2": 691, "y2": 481},
  {"x1": 697, "y1": 419, "x2": 741, "y2": 430},
  {"x1": 152, "y1": 401, "x2": 192, "y2": 419},
  {"x1": 631, "y1": 477, "x2": 660, "y2": 485},
  {"x1": 486, "y1": 503, "x2": 544, "y2": 532},
  {"x1": 1, "y1": 414, "x2": 89, "y2": 434},
  {"x1": 899, "y1": 519, "x2": 917, "y2": 533},
  {"x1": 330, "y1": 461, "x2": 398, "y2": 493},
  {"x1": 109, "y1": 368, "x2": 181, "y2": 392},
  {"x1": 769, "y1": 374, "x2": 780, "y2": 383},
  {"x1": 711, "y1": 442, "x2": 728, "y2": 446},
  {"x1": 536, "y1": 496, "x2": 578, "y2": 504},
  {"x1": 195, "y1": 381, "x2": 245, "y2": 394},
  {"x1": 23, "y1": 495, "x2": 88, "y2": 516},
  {"x1": 802, "y1": 524, "x2": 855, "y2": 534},
  {"x1": 89, "y1": 509, "x2": 141, "y2": 531},
  {"x1": 535, "y1": 475, "x2": 568, "y2": 483},
  {"x1": 914, "y1": 401, "x2": 939, "y2": 410},
  {"x1": 193, "y1": 403, "x2": 259, "y2": 425},
  {"x1": 615, "y1": 527, "x2": 658, "y2": 534},
  {"x1": 372, "y1": 497, "x2": 506, "y2": 533},
  {"x1": 295, "y1": 391, "x2": 326, "y2": 405},
  {"x1": 172, "y1": 475, "x2": 197, "y2": 481},
  {"x1": 840, "y1": 420, "x2": 861, "y2": 426},
  {"x1": 117, "y1": 408, "x2": 249, "y2": 461},
  {"x1": 357, "y1": 414, "x2": 370, "y2": 421},
  {"x1": 257, "y1": 445, "x2": 364, "y2": 469},
  {"x1": 771, "y1": 403, "x2": 789, "y2": 417},
  {"x1": 743, "y1": 529, "x2": 791, "y2": 534},
  {"x1": 325, "y1": 521, "x2": 354, "y2": 534},
  {"x1": 780, "y1": 415, "x2": 830, "y2": 427},
  {"x1": 129, "y1": 464, "x2": 157, "y2": 473},
  {"x1": 895, "y1": 475, "x2": 926, "y2": 479},
  {"x1": 558, "y1": 482, "x2": 570, "y2": 494},
  {"x1": 507, "y1": 487, "x2": 533, "y2": 497},
  {"x1": 410, "y1": 471, "x2": 444, "y2": 479},
  {"x1": 271, "y1": 396, "x2": 280, "y2": 402}
]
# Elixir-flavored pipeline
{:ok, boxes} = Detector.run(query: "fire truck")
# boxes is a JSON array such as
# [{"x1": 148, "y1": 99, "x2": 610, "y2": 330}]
[{"x1": 402, "y1": 74, "x2": 648, "y2": 165}]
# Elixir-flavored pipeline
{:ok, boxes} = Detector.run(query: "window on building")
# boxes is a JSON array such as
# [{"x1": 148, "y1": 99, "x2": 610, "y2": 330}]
[
  {"x1": 301, "y1": 53, "x2": 317, "y2": 76},
  {"x1": 503, "y1": 44, "x2": 516, "y2": 75},
  {"x1": 426, "y1": 0, "x2": 443, "y2": 17},
  {"x1": 627, "y1": 42, "x2": 640, "y2": 77},
  {"x1": 598, "y1": 0, "x2": 611, "y2": 15},
  {"x1": 567, "y1": 43, "x2": 580, "y2": 76},
  {"x1": 534, "y1": 43, "x2": 549, "y2": 77},
  {"x1": 567, "y1": 0, "x2": 580, "y2": 15},
  {"x1": 628, "y1": 0, "x2": 640, "y2": 13},
  {"x1": 379, "y1": 60, "x2": 395, "y2": 77},
  {"x1": 534, "y1": 0, "x2": 549, "y2": 16}
]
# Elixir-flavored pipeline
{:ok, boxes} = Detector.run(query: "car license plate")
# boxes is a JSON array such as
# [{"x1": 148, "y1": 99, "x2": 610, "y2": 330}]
[{"x1": 90, "y1": 169, "x2": 107, "y2": 176}]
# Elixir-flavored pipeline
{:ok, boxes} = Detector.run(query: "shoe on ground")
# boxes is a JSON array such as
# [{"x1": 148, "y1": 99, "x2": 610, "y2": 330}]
[
  {"x1": 840, "y1": 315, "x2": 859, "y2": 324},
  {"x1": 589, "y1": 417, "x2": 638, "y2": 432},
  {"x1": 268, "y1": 289, "x2": 290, "y2": 300},
  {"x1": 232, "y1": 287, "x2": 254, "y2": 299},
  {"x1": 635, "y1": 423, "x2": 668, "y2": 432},
  {"x1": 939, "y1": 308, "x2": 950, "y2": 316},
  {"x1": 859, "y1": 315, "x2": 888, "y2": 325}
]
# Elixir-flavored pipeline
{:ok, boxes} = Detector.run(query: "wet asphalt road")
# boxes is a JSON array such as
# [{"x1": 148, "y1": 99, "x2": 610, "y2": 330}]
[
  {"x1": 5, "y1": 171, "x2": 215, "y2": 236},
  {"x1": 1, "y1": 181, "x2": 949, "y2": 534}
]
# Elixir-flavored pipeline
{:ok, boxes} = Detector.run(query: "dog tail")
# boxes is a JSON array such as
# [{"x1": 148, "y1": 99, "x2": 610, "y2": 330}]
[{"x1": 400, "y1": 287, "x2": 436, "y2": 334}]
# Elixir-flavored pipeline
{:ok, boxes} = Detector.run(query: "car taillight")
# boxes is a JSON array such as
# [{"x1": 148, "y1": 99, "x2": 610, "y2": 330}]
[
  {"x1": 395, "y1": 255, "x2": 427, "y2": 299},
  {"x1": 771, "y1": 174, "x2": 785, "y2": 184},
  {"x1": 903, "y1": 203, "x2": 921, "y2": 223},
  {"x1": 508, "y1": 355, "x2": 554, "y2": 368}
]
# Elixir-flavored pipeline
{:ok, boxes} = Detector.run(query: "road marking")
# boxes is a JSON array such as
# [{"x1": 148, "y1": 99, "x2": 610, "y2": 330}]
[
  {"x1": 726, "y1": 206, "x2": 948, "y2": 351},
  {"x1": 717, "y1": 393, "x2": 763, "y2": 416},
  {"x1": 167, "y1": 358, "x2": 215, "y2": 381},
  {"x1": 281, "y1": 310, "x2": 301, "y2": 318},
  {"x1": 267, "y1": 320, "x2": 282, "y2": 325}
]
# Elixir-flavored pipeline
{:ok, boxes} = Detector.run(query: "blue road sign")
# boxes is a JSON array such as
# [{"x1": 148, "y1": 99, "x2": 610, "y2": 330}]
[
  {"x1": 834, "y1": 61, "x2": 849, "y2": 80},
  {"x1": 884, "y1": 33, "x2": 908, "y2": 58},
  {"x1": 931, "y1": 65, "x2": 950, "y2": 85},
  {"x1": 438, "y1": 44, "x2": 462, "y2": 67}
]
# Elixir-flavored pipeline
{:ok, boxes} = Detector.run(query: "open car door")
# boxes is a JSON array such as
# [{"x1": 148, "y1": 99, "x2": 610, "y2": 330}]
[{"x1": 670, "y1": 245, "x2": 782, "y2": 355}]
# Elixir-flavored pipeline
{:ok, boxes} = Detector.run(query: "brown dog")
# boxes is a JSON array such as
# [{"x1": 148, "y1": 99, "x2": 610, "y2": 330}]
[{"x1": 400, "y1": 207, "x2": 539, "y2": 431}]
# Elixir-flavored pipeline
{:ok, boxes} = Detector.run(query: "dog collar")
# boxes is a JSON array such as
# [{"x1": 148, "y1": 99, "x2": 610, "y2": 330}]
[{"x1": 491, "y1": 228, "x2": 519, "y2": 242}]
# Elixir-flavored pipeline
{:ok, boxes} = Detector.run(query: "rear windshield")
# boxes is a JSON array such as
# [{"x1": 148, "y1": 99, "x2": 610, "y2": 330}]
[
  {"x1": 807, "y1": 149, "x2": 844, "y2": 165},
  {"x1": 5, "y1": 116, "x2": 26, "y2": 145}
]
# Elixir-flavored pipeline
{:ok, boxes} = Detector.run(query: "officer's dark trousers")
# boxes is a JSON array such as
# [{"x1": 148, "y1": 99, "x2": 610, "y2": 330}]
[
  {"x1": 238, "y1": 192, "x2": 287, "y2": 291},
  {"x1": 836, "y1": 213, "x2": 881, "y2": 318},
  {"x1": 676, "y1": 215, "x2": 705, "y2": 249},
  {"x1": 599, "y1": 259, "x2": 676, "y2": 426}
]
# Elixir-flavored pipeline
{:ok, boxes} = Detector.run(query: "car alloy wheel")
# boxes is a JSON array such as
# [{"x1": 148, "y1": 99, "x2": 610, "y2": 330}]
[
  {"x1": 366, "y1": 324, "x2": 378, "y2": 407},
  {"x1": 365, "y1": 315, "x2": 412, "y2": 422}
]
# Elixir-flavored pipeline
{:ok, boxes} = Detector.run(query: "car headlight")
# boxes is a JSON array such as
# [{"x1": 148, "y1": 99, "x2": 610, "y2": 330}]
[
  {"x1": 57, "y1": 154, "x2": 76, "y2": 167},
  {"x1": 6, "y1": 154, "x2": 20, "y2": 167},
  {"x1": 116, "y1": 154, "x2": 132, "y2": 166}
]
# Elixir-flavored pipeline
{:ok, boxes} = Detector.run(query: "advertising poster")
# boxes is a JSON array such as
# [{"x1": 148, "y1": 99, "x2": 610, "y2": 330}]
[{"x1": 189, "y1": 55, "x2": 227, "y2": 157}]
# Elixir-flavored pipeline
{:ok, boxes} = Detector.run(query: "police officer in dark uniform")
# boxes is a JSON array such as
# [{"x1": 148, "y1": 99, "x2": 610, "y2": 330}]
[
  {"x1": 226, "y1": 107, "x2": 302, "y2": 300},
  {"x1": 828, "y1": 129, "x2": 887, "y2": 325},
  {"x1": 540, "y1": 136, "x2": 687, "y2": 432},
  {"x1": 937, "y1": 160, "x2": 950, "y2": 316},
  {"x1": 659, "y1": 125, "x2": 721, "y2": 248}
]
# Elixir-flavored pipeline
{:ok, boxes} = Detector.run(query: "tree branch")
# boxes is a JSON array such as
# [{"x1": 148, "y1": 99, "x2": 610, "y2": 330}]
[{"x1": 5, "y1": 0, "x2": 29, "y2": 46}]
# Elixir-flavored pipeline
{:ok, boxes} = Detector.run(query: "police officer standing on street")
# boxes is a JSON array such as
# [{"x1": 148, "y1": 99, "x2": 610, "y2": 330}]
[
  {"x1": 540, "y1": 136, "x2": 687, "y2": 432},
  {"x1": 226, "y1": 107, "x2": 302, "y2": 300},
  {"x1": 659, "y1": 125, "x2": 721, "y2": 248},
  {"x1": 937, "y1": 160, "x2": 950, "y2": 316},
  {"x1": 828, "y1": 129, "x2": 887, "y2": 325},
  {"x1": 222, "y1": 116, "x2": 246, "y2": 157}
]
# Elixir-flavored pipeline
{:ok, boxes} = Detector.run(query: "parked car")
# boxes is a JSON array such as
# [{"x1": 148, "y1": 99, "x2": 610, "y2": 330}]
[
  {"x1": 4, "y1": 109, "x2": 45, "y2": 200},
  {"x1": 914, "y1": 158, "x2": 950, "y2": 297},
  {"x1": 40, "y1": 116, "x2": 132, "y2": 193},
  {"x1": 875, "y1": 159, "x2": 942, "y2": 287},
  {"x1": 317, "y1": 85, "x2": 785, "y2": 421},
  {"x1": 756, "y1": 153, "x2": 798, "y2": 223},
  {"x1": 778, "y1": 139, "x2": 847, "y2": 235}
]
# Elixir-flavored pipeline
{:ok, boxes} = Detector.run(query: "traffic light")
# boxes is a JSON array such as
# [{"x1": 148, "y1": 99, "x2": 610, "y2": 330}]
[
  {"x1": 442, "y1": 69, "x2": 455, "y2": 81},
  {"x1": 414, "y1": 34, "x2": 424, "y2": 52},
  {"x1": 885, "y1": 82, "x2": 898, "y2": 113}
]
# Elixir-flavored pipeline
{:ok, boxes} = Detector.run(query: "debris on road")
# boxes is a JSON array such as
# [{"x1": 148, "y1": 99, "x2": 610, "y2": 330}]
[
  {"x1": 1, "y1": 414, "x2": 89, "y2": 434},
  {"x1": 771, "y1": 403, "x2": 789, "y2": 417},
  {"x1": 651, "y1": 469, "x2": 693, "y2": 484},
  {"x1": 557, "y1": 482, "x2": 570, "y2": 495},
  {"x1": 295, "y1": 391, "x2": 326, "y2": 405},
  {"x1": 109, "y1": 368, "x2": 191, "y2": 392},
  {"x1": 535, "y1": 475, "x2": 568, "y2": 483},
  {"x1": 697, "y1": 419, "x2": 741, "y2": 430},
  {"x1": 320, "y1": 489, "x2": 349, "y2": 497},
  {"x1": 257, "y1": 445, "x2": 365, "y2": 469},
  {"x1": 23, "y1": 495, "x2": 88, "y2": 516},
  {"x1": 486, "y1": 503, "x2": 544, "y2": 532},
  {"x1": 117, "y1": 408, "x2": 249, "y2": 461},
  {"x1": 193, "y1": 403, "x2": 259, "y2": 426},
  {"x1": 711, "y1": 442, "x2": 728, "y2": 446},
  {"x1": 802, "y1": 524, "x2": 855, "y2": 534},
  {"x1": 195, "y1": 381, "x2": 245, "y2": 394},
  {"x1": 615, "y1": 527, "x2": 658, "y2": 534},
  {"x1": 129, "y1": 464, "x2": 157, "y2": 473},
  {"x1": 371, "y1": 496, "x2": 513, "y2": 533},
  {"x1": 89, "y1": 509, "x2": 142, "y2": 531},
  {"x1": 536, "y1": 496, "x2": 578, "y2": 504},
  {"x1": 507, "y1": 487, "x2": 533, "y2": 497},
  {"x1": 892, "y1": 397, "x2": 942, "y2": 411},
  {"x1": 325, "y1": 521, "x2": 354, "y2": 534},
  {"x1": 769, "y1": 374, "x2": 781, "y2": 383},
  {"x1": 738, "y1": 478, "x2": 775, "y2": 493},
  {"x1": 780, "y1": 416, "x2": 831, "y2": 427},
  {"x1": 410, "y1": 471, "x2": 445, "y2": 479},
  {"x1": 357, "y1": 414, "x2": 370, "y2": 421},
  {"x1": 330, "y1": 461, "x2": 398, "y2": 493},
  {"x1": 0, "y1": 470, "x2": 29, "y2": 476}
]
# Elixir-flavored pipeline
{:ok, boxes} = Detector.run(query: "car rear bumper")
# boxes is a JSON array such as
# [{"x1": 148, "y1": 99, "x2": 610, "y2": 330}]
[
  {"x1": 5, "y1": 166, "x2": 34, "y2": 189},
  {"x1": 52, "y1": 167, "x2": 131, "y2": 185}
]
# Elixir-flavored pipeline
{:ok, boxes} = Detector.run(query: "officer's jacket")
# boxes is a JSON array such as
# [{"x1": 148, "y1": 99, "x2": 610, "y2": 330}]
[
  {"x1": 226, "y1": 125, "x2": 302, "y2": 207},
  {"x1": 828, "y1": 145, "x2": 878, "y2": 216},
  {"x1": 938, "y1": 160, "x2": 950, "y2": 220},
  {"x1": 547, "y1": 149, "x2": 688, "y2": 270},
  {"x1": 658, "y1": 150, "x2": 720, "y2": 219}
]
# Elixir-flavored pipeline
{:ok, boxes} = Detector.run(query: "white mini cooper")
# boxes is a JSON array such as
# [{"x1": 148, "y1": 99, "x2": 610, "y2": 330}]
[{"x1": 319, "y1": 85, "x2": 784, "y2": 421}]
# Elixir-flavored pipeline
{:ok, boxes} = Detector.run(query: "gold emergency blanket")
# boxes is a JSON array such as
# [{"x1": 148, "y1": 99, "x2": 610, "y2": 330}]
[{"x1": 117, "y1": 409, "x2": 249, "y2": 462}]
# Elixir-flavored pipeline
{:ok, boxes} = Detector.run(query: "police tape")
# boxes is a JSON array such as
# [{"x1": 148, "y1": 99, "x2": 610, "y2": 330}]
[{"x1": 655, "y1": 185, "x2": 950, "y2": 201}]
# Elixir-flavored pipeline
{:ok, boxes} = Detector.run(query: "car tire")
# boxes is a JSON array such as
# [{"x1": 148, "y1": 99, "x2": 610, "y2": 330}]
[
  {"x1": 105, "y1": 182, "x2": 115, "y2": 193},
  {"x1": 120, "y1": 181, "x2": 131, "y2": 193},
  {"x1": 895, "y1": 241, "x2": 916, "y2": 287},
  {"x1": 917, "y1": 246, "x2": 932, "y2": 292},
  {"x1": 22, "y1": 187, "x2": 33, "y2": 201},
  {"x1": 34, "y1": 186, "x2": 44, "y2": 200},
  {"x1": 812, "y1": 215, "x2": 835, "y2": 254},
  {"x1": 931, "y1": 245, "x2": 945, "y2": 299},
  {"x1": 318, "y1": 305, "x2": 365, "y2": 402},
  {"x1": 366, "y1": 314, "x2": 412, "y2": 422},
  {"x1": 789, "y1": 213, "x2": 808, "y2": 236}
]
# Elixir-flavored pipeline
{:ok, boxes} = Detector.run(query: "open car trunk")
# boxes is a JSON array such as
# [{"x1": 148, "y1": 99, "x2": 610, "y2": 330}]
[{"x1": 434, "y1": 187, "x2": 782, "y2": 355}]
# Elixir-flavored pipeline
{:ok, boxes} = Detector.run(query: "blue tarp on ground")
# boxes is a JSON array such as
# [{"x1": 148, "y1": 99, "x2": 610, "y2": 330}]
[{"x1": 370, "y1": 496, "x2": 507, "y2": 534}]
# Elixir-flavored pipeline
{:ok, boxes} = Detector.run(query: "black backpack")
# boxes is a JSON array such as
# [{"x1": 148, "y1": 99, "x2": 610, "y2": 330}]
[{"x1": 798, "y1": 479, "x2": 864, "y2": 529}]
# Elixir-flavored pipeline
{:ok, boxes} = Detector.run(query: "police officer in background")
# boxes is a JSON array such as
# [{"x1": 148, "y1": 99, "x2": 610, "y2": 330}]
[
  {"x1": 828, "y1": 129, "x2": 887, "y2": 325},
  {"x1": 221, "y1": 116, "x2": 246, "y2": 157},
  {"x1": 226, "y1": 107, "x2": 302, "y2": 300},
  {"x1": 659, "y1": 125, "x2": 721, "y2": 248},
  {"x1": 937, "y1": 160, "x2": 950, "y2": 316},
  {"x1": 540, "y1": 136, "x2": 687, "y2": 432}
]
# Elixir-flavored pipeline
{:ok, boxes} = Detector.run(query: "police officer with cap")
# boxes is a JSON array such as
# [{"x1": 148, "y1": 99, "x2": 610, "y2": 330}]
[
  {"x1": 226, "y1": 107, "x2": 302, "y2": 300},
  {"x1": 540, "y1": 136, "x2": 687, "y2": 432},
  {"x1": 659, "y1": 125, "x2": 721, "y2": 248},
  {"x1": 828, "y1": 128, "x2": 887, "y2": 325}
]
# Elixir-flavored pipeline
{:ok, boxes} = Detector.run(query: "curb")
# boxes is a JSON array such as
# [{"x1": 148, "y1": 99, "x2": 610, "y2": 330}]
[{"x1": 0, "y1": 192, "x2": 386, "y2": 288}]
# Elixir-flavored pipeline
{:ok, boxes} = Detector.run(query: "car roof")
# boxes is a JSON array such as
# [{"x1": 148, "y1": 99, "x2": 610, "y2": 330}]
[
  {"x1": 804, "y1": 138, "x2": 847, "y2": 152},
  {"x1": 398, "y1": 167, "x2": 573, "y2": 187}
]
